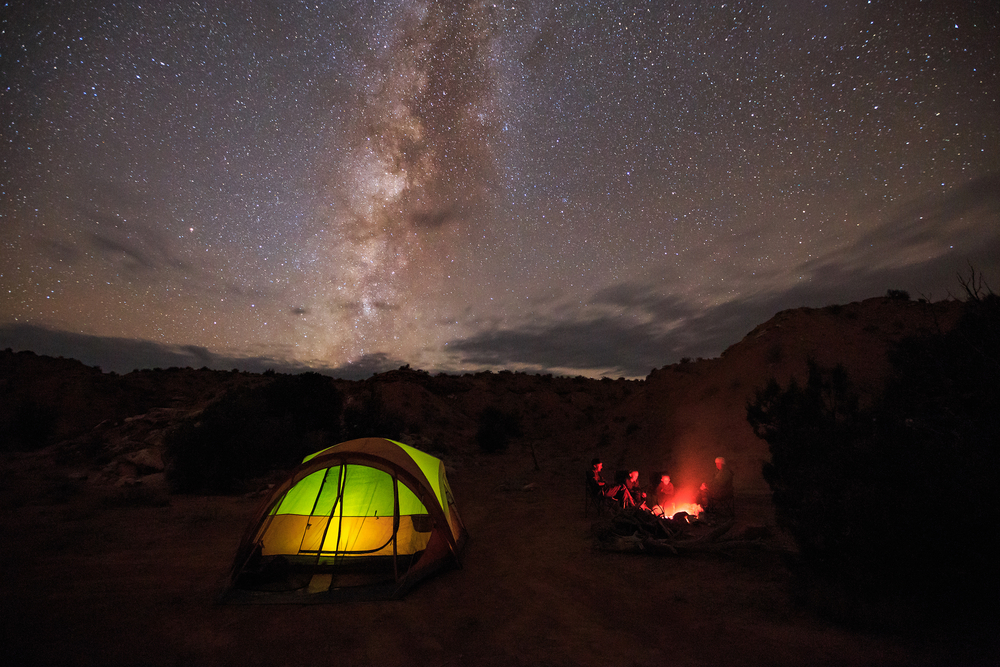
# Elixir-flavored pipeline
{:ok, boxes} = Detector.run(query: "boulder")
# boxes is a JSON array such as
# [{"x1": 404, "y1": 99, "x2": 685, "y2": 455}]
[{"x1": 125, "y1": 448, "x2": 164, "y2": 473}]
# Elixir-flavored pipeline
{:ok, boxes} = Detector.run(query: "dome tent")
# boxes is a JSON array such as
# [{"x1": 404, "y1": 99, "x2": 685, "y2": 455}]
[{"x1": 222, "y1": 438, "x2": 466, "y2": 603}]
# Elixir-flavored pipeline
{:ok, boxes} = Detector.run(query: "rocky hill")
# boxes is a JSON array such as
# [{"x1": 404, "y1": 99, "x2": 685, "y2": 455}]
[
  {"x1": 0, "y1": 296, "x2": 965, "y2": 503},
  {"x1": 632, "y1": 296, "x2": 964, "y2": 495}
]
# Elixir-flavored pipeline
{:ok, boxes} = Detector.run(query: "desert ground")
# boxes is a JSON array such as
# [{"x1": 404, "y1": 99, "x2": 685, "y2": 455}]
[{"x1": 3, "y1": 442, "x2": 997, "y2": 667}]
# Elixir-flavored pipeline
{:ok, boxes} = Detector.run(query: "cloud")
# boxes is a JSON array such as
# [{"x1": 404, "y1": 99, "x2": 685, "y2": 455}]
[
  {"x1": 6, "y1": 175, "x2": 997, "y2": 381},
  {"x1": 882, "y1": 174, "x2": 1000, "y2": 242},
  {"x1": 0, "y1": 323, "x2": 400, "y2": 380},
  {"x1": 444, "y1": 176, "x2": 1000, "y2": 378},
  {"x1": 26, "y1": 183, "x2": 197, "y2": 283},
  {"x1": 808, "y1": 173, "x2": 1000, "y2": 278},
  {"x1": 445, "y1": 280, "x2": 807, "y2": 378},
  {"x1": 447, "y1": 316, "x2": 679, "y2": 378},
  {"x1": 87, "y1": 232, "x2": 159, "y2": 272},
  {"x1": 439, "y1": 288, "x2": 801, "y2": 378},
  {"x1": 409, "y1": 207, "x2": 456, "y2": 230},
  {"x1": 36, "y1": 237, "x2": 84, "y2": 264},
  {"x1": 589, "y1": 284, "x2": 701, "y2": 321}
]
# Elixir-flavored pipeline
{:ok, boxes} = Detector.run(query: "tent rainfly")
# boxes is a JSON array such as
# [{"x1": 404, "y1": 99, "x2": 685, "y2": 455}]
[{"x1": 222, "y1": 438, "x2": 467, "y2": 603}]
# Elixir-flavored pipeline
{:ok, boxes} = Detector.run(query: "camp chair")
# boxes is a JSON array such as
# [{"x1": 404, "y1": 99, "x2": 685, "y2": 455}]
[
  {"x1": 606, "y1": 470, "x2": 639, "y2": 510},
  {"x1": 584, "y1": 473, "x2": 613, "y2": 517}
]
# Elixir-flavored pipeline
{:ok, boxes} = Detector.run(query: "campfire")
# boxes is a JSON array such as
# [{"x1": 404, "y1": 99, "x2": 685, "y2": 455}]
[
  {"x1": 649, "y1": 492, "x2": 704, "y2": 522},
  {"x1": 662, "y1": 502, "x2": 704, "y2": 520}
]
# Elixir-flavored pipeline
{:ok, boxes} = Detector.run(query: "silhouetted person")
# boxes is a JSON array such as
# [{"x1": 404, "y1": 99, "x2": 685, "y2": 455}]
[
  {"x1": 623, "y1": 470, "x2": 646, "y2": 507},
  {"x1": 652, "y1": 474, "x2": 675, "y2": 512},
  {"x1": 587, "y1": 458, "x2": 607, "y2": 498},
  {"x1": 700, "y1": 457, "x2": 734, "y2": 518}
]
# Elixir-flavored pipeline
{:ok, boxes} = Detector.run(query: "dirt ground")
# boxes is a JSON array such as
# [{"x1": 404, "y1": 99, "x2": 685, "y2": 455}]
[{"x1": 2, "y1": 448, "x2": 997, "y2": 667}]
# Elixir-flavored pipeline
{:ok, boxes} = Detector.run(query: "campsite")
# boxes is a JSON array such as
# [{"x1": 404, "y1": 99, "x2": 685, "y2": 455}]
[
  {"x1": 2, "y1": 295, "x2": 998, "y2": 666},
  {"x1": 7, "y1": 450, "x2": 995, "y2": 667}
]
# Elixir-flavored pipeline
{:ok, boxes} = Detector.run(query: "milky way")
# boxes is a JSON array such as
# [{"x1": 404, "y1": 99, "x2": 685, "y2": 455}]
[
  {"x1": 295, "y1": 0, "x2": 502, "y2": 367},
  {"x1": 1, "y1": 1, "x2": 998, "y2": 377}
]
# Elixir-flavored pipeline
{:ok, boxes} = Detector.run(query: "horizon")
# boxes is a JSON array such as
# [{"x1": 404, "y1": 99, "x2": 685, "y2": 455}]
[{"x1": 0, "y1": 290, "x2": 969, "y2": 380}]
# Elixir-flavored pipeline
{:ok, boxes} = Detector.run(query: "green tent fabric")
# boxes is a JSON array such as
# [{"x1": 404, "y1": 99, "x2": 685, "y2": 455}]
[{"x1": 222, "y1": 438, "x2": 467, "y2": 603}]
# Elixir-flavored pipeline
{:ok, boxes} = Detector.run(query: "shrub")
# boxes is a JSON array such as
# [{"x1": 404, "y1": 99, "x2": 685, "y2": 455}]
[
  {"x1": 165, "y1": 372, "x2": 342, "y2": 493},
  {"x1": 766, "y1": 342, "x2": 784, "y2": 365},
  {"x1": 475, "y1": 406, "x2": 522, "y2": 453},
  {"x1": 748, "y1": 293, "x2": 1000, "y2": 626},
  {"x1": 0, "y1": 398, "x2": 57, "y2": 452},
  {"x1": 341, "y1": 388, "x2": 404, "y2": 441}
]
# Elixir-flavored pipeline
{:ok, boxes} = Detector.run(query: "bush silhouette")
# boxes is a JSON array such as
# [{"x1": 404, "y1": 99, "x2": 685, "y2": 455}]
[
  {"x1": 165, "y1": 372, "x2": 342, "y2": 493},
  {"x1": 341, "y1": 387, "x2": 404, "y2": 441},
  {"x1": 476, "y1": 406, "x2": 522, "y2": 453},
  {"x1": 1, "y1": 398, "x2": 57, "y2": 452},
  {"x1": 748, "y1": 291, "x2": 999, "y2": 626}
]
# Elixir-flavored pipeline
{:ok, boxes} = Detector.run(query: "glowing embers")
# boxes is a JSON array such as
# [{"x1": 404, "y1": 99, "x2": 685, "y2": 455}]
[{"x1": 648, "y1": 493, "x2": 704, "y2": 523}]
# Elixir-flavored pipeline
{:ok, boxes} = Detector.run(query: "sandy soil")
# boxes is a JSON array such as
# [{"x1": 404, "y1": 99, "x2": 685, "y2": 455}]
[{"x1": 2, "y1": 448, "x2": 996, "y2": 667}]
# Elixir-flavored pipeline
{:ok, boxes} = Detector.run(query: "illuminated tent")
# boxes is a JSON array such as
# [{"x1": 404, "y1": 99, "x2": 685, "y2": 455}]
[{"x1": 222, "y1": 438, "x2": 466, "y2": 602}]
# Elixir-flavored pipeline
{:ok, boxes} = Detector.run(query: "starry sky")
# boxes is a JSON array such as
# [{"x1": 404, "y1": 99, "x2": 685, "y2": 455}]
[{"x1": 2, "y1": 0, "x2": 998, "y2": 379}]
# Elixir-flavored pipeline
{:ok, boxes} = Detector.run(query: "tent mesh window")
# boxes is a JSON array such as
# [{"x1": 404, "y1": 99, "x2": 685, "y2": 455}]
[{"x1": 258, "y1": 464, "x2": 432, "y2": 563}]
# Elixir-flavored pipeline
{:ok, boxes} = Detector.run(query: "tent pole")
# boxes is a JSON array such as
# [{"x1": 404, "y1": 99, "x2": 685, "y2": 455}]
[
  {"x1": 392, "y1": 473, "x2": 400, "y2": 582},
  {"x1": 310, "y1": 463, "x2": 344, "y2": 569},
  {"x1": 332, "y1": 464, "x2": 347, "y2": 566}
]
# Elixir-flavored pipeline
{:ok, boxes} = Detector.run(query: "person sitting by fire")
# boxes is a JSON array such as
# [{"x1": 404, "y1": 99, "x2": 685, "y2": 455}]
[
  {"x1": 587, "y1": 458, "x2": 608, "y2": 499},
  {"x1": 604, "y1": 470, "x2": 635, "y2": 509},
  {"x1": 699, "y1": 456, "x2": 734, "y2": 518},
  {"x1": 587, "y1": 459, "x2": 626, "y2": 514},
  {"x1": 651, "y1": 474, "x2": 675, "y2": 515},
  {"x1": 623, "y1": 470, "x2": 646, "y2": 508}
]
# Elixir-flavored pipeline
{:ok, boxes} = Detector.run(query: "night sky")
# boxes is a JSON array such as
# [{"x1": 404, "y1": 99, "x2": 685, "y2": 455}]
[{"x1": 2, "y1": 0, "x2": 998, "y2": 379}]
